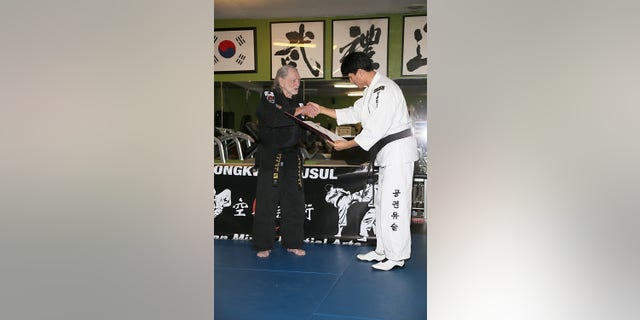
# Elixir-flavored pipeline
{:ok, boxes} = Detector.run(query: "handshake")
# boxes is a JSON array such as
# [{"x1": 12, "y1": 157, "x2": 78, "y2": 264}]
[{"x1": 297, "y1": 102, "x2": 321, "y2": 118}]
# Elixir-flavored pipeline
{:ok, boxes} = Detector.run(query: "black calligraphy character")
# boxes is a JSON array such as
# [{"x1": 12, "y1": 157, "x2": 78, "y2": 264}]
[
  {"x1": 406, "y1": 22, "x2": 428, "y2": 72},
  {"x1": 274, "y1": 23, "x2": 321, "y2": 77},
  {"x1": 338, "y1": 24, "x2": 381, "y2": 70}
]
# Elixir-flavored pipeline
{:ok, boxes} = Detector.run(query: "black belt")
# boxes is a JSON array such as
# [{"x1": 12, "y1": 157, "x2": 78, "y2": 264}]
[
  {"x1": 272, "y1": 149, "x2": 303, "y2": 189},
  {"x1": 365, "y1": 128, "x2": 413, "y2": 189},
  {"x1": 368, "y1": 128, "x2": 413, "y2": 165},
  {"x1": 251, "y1": 144, "x2": 297, "y2": 172}
]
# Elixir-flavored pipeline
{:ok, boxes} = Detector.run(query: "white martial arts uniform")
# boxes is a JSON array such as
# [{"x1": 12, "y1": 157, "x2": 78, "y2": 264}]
[{"x1": 335, "y1": 72, "x2": 418, "y2": 261}]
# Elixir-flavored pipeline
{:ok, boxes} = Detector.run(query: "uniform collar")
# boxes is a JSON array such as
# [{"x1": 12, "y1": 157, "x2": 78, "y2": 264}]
[{"x1": 364, "y1": 72, "x2": 381, "y2": 92}]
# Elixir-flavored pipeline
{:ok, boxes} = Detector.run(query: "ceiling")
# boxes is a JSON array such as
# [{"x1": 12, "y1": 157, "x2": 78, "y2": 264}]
[
  {"x1": 214, "y1": 0, "x2": 427, "y2": 98},
  {"x1": 214, "y1": 0, "x2": 426, "y2": 20}
]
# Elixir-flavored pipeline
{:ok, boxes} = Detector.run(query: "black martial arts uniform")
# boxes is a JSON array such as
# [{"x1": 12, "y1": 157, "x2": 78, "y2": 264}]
[{"x1": 252, "y1": 89, "x2": 307, "y2": 252}]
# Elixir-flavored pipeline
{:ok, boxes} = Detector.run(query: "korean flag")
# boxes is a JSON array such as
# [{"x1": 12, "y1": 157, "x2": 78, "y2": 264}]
[{"x1": 214, "y1": 28, "x2": 256, "y2": 73}]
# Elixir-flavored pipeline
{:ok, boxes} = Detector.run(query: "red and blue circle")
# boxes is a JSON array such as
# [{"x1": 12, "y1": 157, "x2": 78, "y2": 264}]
[{"x1": 218, "y1": 40, "x2": 236, "y2": 58}]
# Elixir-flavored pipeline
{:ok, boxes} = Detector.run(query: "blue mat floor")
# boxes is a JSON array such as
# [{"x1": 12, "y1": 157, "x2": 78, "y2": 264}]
[{"x1": 214, "y1": 234, "x2": 426, "y2": 320}]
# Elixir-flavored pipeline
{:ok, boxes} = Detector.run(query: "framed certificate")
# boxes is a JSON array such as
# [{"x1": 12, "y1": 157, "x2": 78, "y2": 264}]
[{"x1": 283, "y1": 111, "x2": 345, "y2": 142}]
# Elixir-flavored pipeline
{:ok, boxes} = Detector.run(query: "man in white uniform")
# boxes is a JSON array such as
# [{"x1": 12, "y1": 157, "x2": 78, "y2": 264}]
[{"x1": 307, "y1": 52, "x2": 418, "y2": 271}]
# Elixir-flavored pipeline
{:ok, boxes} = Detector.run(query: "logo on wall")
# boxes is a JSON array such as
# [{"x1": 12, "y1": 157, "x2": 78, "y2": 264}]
[
  {"x1": 214, "y1": 28, "x2": 257, "y2": 73},
  {"x1": 218, "y1": 39, "x2": 237, "y2": 59}
]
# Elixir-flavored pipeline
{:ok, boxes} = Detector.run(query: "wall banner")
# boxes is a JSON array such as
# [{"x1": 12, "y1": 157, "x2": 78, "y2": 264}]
[{"x1": 214, "y1": 164, "x2": 377, "y2": 244}]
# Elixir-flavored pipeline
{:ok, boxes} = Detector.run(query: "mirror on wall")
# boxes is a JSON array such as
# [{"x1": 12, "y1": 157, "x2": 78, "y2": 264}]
[
  {"x1": 214, "y1": 78, "x2": 427, "y2": 169},
  {"x1": 214, "y1": 78, "x2": 426, "y2": 130}
]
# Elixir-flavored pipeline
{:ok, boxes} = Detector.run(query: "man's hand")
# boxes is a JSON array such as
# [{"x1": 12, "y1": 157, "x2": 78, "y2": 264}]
[
  {"x1": 327, "y1": 139, "x2": 358, "y2": 151},
  {"x1": 306, "y1": 102, "x2": 336, "y2": 119},
  {"x1": 297, "y1": 103, "x2": 319, "y2": 118}
]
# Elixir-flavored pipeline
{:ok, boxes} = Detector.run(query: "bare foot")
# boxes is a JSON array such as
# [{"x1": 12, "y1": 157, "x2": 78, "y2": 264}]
[
  {"x1": 256, "y1": 250, "x2": 271, "y2": 258},
  {"x1": 287, "y1": 248, "x2": 306, "y2": 256}
]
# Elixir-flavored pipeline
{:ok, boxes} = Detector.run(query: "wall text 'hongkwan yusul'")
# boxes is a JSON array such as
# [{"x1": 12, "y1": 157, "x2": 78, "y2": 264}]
[{"x1": 214, "y1": 166, "x2": 338, "y2": 180}]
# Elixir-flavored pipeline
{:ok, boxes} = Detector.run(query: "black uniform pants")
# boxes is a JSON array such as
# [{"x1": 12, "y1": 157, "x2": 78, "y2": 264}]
[{"x1": 252, "y1": 147, "x2": 305, "y2": 251}]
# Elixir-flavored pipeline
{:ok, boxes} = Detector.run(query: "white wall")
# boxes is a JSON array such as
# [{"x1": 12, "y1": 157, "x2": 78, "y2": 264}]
[
  {"x1": 1, "y1": 1, "x2": 213, "y2": 319},
  {"x1": 428, "y1": 1, "x2": 640, "y2": 320}
]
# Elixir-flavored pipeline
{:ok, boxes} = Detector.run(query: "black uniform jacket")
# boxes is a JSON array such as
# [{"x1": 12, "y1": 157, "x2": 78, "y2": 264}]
[{"x1": 256, "y1": 89, "x2": 305, "y2": 149}]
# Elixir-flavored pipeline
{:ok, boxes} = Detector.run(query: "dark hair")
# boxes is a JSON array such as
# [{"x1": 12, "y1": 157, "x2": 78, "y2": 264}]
[{"x1": 340, "y1": 51, "x2": 374, "y2": 76}]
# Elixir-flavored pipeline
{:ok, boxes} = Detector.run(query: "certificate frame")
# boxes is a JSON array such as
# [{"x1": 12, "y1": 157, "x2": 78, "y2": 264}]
[
  {"x1": 270, "y1": 21, "x2": 325, "y2": 79},
  {"x1": 402, "y1": 15, "x2": 428, "y2": 76},
  {"x1": 283, "y1": 111, "x2": 345, "y2": 142},
  {"x1": 331, "y1": 17, "x2": 389, "y2": 78},
  {"x1": 214, "y1": 28, "x2": 257, "y2": 73}
]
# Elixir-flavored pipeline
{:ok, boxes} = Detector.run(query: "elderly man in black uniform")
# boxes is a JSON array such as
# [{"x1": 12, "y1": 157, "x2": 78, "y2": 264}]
[{"x1": 252, "y1": 65, "x2": 318, "y2": 258}]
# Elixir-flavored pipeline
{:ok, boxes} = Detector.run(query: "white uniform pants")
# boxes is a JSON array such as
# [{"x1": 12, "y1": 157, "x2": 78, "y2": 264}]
[{"x1": 374, "y1": 162, "x2": 414, "y2": 261}]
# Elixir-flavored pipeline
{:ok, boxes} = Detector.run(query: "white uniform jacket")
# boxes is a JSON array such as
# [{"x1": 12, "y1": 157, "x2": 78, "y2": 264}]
[{"x1": 335, "y1": 72, "x2": 418, "y2": 166}]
